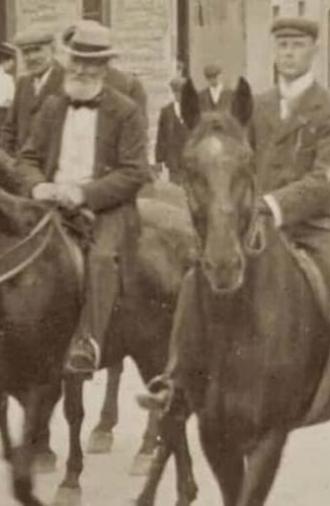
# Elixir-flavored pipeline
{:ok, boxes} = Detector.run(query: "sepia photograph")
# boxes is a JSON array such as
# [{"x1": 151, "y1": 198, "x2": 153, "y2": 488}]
[{"x1": 0, "y1": 0, "x2": 330, "y2": 505}]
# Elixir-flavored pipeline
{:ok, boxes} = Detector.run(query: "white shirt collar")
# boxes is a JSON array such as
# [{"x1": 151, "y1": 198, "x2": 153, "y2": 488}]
[
  {"x1": 209, "y1": 83, "x2": 223, "y2": 104},
  {"x1": 279, "y1": 71, "x2": 314, "y2": 101},
  {"x1": 34, "y1": 66, "x2": 53, "y2": 94}
]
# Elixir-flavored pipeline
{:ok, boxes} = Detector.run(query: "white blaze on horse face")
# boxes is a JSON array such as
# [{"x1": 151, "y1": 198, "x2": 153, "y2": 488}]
[{"x1": 195, "y1": 136, "x2": 246, "y2": 293}]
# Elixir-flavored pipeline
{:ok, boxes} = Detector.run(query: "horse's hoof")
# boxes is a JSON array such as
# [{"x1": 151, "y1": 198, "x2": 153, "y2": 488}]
[
  {"x1": 33, "y1": 449, "x2": 57, "y2": 474},
  {"x1": 130, "y1": 451, "x2": 155, "y2": 476},
  {"x1": 87, "y1": 428, "x2": 113, "y2": 454},
  {"x1": 52, "y1": 486, "x2": 82, "y2": 506}
]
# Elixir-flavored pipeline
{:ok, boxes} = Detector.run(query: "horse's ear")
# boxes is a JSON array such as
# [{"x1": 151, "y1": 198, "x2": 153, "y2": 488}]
[
  {"x1": 180, "y1": 77, "x2": 200, "y2": 130},
  {"x1": 230, "y1": 77, "x2": 253, "y2": 126}
]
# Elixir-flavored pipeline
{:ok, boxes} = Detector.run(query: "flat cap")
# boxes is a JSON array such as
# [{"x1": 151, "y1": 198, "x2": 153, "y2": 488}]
[
  {"x1": 0, "y1": 42, "x2": 16, "y2": 60},
  {"x1": 14, "y1": 28, "x2": 54, "y2": 48},
  {"x1": 169, "y1": 76, "x2": 187, "y2": 91},
  {"x1": 204, "y1": 63, "x2": 222, "y2": 78},
  {"x1": 271, "y1": 17, "x2": 319, "y2": 39}
]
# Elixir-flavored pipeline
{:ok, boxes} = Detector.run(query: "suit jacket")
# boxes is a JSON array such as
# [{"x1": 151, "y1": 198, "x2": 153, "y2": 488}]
[
  {"x1": 18, "y1": 86, "x2": 150, "y2": 288},
  {"x1": 198, "y1": 87, "x2": 233, "y2": 113},
  {"x1": 1, "y1": 61, "x2": 64, "y2": 156},
  {"x1": 106, "y1": 66, "x2": 147, "y2": 122},
  {"x1": 253, "y1": 82, "x2": 330, "y2": 289},
  {"x1": 155, "y1": 102, "x2": 189, "y2": 184},
  {"x1": 253, "y1": 82, "x2": 330, "y2": 227}
]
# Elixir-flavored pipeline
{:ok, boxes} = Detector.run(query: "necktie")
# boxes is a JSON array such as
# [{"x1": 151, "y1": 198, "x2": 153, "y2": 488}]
[{"x1": 69, "y1": 97, "x2": 101, "y2": 109}]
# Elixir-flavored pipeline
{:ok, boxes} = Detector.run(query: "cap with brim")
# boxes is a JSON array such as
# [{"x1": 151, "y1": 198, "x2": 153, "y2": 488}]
[
  {"x1": 14, "y1": 29, "x2": 54, "y2": 48},
  {"x1": 170, "y1": 76, "x2": 187, "y2": 91},
  {"x1": 62, "y1": 20, "x2": 118, "y2": 59},
  {"x1": 0, "y1": 42, "x2": 16, "y2": 59},
  {"x1": 204, "y1": 63, "x2": 222, "y2": 78},
  {"x1": 271, "y1": 17, "x2": 319, "y2": 39}
]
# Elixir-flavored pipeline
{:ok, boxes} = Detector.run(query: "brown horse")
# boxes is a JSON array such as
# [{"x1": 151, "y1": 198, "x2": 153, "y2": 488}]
[
  {"x1": 138, "y1": 80, "x2": 330, "y2": 506},
  {"x1": 0, "y1": 177, "x2": 198, "y2": 505},
  {"x1": 0, "y1": 189, "x2": 81, "y2": 506}
]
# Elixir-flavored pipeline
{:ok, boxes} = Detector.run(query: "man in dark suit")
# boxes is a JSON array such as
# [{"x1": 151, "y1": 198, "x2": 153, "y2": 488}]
[
  {"x1": 198, "y1": 63, "x2": 232, "y2": 113},
  {"x1": 1, "y1": 28, "x2": 64, "y2": 156},
  {"x1": 155, "y1": 76, "x2": 189, "y2": 184},
  {"x1": 138, "y1": 17, "x2": 330, "y2": 410},
  {"x1": 18, "y1": 20, "x2": 149, "y2": 373}
]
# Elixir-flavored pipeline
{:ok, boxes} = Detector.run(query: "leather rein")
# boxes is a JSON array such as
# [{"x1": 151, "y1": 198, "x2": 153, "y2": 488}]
[{"x1": 0, "y1": 210, "x2": 72, "y2": 285}]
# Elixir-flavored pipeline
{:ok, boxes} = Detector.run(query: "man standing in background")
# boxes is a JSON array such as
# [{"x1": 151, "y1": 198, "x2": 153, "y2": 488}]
[
  {"x1": 155, "y1": 76, "x2": 190, "y2": 185},
  {"x1": 198, "y1": 63, "x2": 232, "y2": 113},
  {"x1": 1, "y1": 28, "x2": 64, "y2": 156},
  {"x1": 0, "y1": 43, "x2": 16, "y2": 124}
]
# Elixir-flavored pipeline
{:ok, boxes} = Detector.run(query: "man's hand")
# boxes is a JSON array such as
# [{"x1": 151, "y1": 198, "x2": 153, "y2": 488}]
[
  {"x1": 55, "y1": 184, "x2": 86, "y2": 210},
  {"x1": 32, "y1": 182, "x2": 85, "y2": 210},
  {"x1": 32, "y1": 182, "x2": 59, "y2": 202}
]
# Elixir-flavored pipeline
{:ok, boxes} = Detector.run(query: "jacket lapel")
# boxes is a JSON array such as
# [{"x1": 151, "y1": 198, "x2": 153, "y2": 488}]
[
  {"x1": 94, "y1": 91, "x2": 117, "y2": 175},
  {"x1": 275, "y1": 82, "x2": 323, "y2": 143},
  {"x1": 46, "y1": 96, "x2": 69, "y2": 179}
]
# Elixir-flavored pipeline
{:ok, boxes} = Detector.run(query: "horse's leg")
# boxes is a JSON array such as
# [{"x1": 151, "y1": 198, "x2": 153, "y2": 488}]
[
  {"x1": 135, "y1": 433, "x2": 171, "y2": 506},
  {"x1": 87, "y1": 361, "x2": 123, "y2": 454},
  {"x1": 54, "y1": 375, "x2": 84, "y2": 506},
  {"x1": 12, "y1": 388, "x2": 45, "y2": 506},
  {"x1": 199, "y1": 416, "x2": 244, "y2": 506},
  {"x1": 136, "y1": 392, "x2": 197, "y2": 506},
  {"x1": 236, "y1": 430, "x2": 287, "y2": 506},
  {"x1": 0, "y1": 392, "x2": 12, "y2": 461},
  {"x1": 33, "y1": 381, "x2": 62, "y2": 473},
  {"x1": 130, "y1": 410, "x2": 160, "y2": 476}
]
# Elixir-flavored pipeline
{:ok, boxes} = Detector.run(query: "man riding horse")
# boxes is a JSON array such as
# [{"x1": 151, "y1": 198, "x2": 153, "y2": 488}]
[
  {"x1": 139, "y1": 16, "x2": 330, "y2": 410},
  {"x1": 17, "y1": 20, "x2": 149, "y2": 374}
]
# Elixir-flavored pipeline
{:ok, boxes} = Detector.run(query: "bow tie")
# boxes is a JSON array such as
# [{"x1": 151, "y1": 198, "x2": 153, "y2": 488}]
[{"x1": 68, "y1": 96, "x2": 101, "y2": 110}]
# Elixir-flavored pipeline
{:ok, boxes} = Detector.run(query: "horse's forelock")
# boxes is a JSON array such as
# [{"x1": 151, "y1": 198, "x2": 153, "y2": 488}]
[{"x1": 183, "y1": 111, "x2": 253, "y2": 174}]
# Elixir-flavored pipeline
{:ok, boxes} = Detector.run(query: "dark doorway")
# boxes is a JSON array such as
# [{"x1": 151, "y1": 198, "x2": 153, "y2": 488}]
[
  {"x1": 177, "y1": 0, "x2": 190, "y2": 75},
  {"x1": 0, "y1": 0, "x2": 7, "y2": 42}
]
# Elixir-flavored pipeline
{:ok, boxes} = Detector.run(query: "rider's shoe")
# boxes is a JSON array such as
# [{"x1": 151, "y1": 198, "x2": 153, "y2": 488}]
[
  {"x1": 65, "y1": 334, "x2": 101, "y2": 375},
  {"x1": 136, "y1": 375, "x2": 174, "y2": 412}
]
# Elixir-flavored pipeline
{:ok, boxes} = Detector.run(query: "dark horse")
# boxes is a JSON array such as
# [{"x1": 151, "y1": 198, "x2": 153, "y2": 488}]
[
  {"x1": 54, "y1": 185, "x2": 199, "y2": 506},
  {"x1": 138, "y1": 80, "x2": 330, "y2": 506},
  {"x1": 0, "y1": 190, "x2": 81, "y2": 506},
  {"x1": 0, "y1": 178, "x2": 198, "y2": 505}
]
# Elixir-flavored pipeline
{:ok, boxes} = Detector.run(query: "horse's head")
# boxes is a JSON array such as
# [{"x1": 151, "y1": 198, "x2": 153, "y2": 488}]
[{"x1": 182, "y1": 78, "x2": 255, "y2": 294}]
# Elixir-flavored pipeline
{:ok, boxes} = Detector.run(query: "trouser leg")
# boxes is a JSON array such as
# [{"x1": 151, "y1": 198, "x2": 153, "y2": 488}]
[{"x1": 81, "y1": 250, "x2": 120, "y2": 351}]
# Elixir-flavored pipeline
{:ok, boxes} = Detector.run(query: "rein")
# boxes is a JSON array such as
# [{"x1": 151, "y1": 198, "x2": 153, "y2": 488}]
[
  {"x1": 0, "y1": 210, "x2": 55, "y2": 285},
  {"x1": 244, "y1": 205, "x2": 267, "y2": 257}
]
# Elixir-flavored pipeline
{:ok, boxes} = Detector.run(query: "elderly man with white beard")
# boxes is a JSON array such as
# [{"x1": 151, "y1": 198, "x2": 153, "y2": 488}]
[{"x1": 18, "y1": 20, "x2": 150, "y2": 374}]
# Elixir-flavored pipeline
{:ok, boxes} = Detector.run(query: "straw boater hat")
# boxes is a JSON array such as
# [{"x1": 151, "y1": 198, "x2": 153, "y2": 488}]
[
  {"x1": 271, "y1": 17, "x2": 319, "y2": 40},
  {"x1": 62, "y1": 20, "x2": 118, "y2": 59}
]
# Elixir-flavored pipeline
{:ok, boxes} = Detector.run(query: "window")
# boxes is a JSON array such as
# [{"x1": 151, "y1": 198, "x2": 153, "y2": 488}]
[
  {"x1": 82, "y1": 0, "x2": 111, "y2": 25},
  {"x1": 298, "y1": 1, "x2": 306, "y2": 16},
  {"x1": 272, "y1": 5, "x2": 280, "y2": 18}
]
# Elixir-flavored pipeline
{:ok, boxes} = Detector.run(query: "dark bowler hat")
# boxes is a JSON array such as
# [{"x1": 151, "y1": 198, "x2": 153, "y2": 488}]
[
  {"x1": 271, "y1": 17, "x2": 319, "y2": 39},
  {"x1": 169, "y1": 76, "x2": 187, "y2": 92},
  {"x1": 62, "y1": 20, "x2": 118, "y2": 59},
  {"x1": 204, "y1": 63, "x2": 222, "y2": 79},
  {"x1": 14, "y1": 28, "x2": 54, "y2": 48},
  {"x1": 0, "y1": 42, "x2": 16, "y2": 60}
]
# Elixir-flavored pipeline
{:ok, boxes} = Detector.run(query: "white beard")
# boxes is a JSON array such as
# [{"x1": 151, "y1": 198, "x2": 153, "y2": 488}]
[{"x1": 64, "y1": 76, "x2": 104, "y2": 101}]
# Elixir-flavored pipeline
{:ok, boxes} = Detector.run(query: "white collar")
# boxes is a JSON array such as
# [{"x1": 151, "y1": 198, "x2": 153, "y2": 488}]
[{"x1": 279, "y1": 71, "x2": 314, "y2": 101}]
